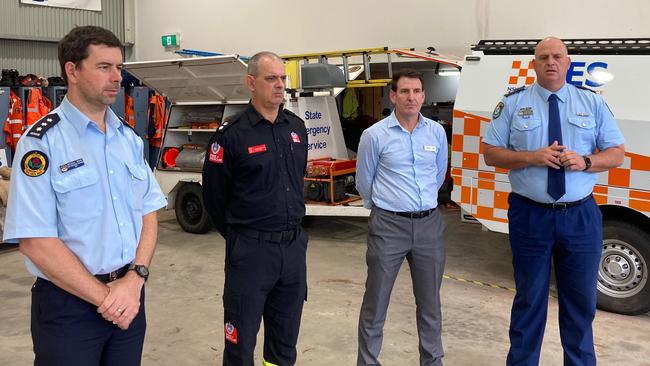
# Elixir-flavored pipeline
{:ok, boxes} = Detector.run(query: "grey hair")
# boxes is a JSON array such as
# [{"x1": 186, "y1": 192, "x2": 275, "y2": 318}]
[{"x1": 247, "y1": 51, "x2": 283, "y2": 76}]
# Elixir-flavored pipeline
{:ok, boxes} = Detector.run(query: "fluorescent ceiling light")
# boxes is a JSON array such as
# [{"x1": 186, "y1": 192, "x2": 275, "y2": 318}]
[{"x1": 438, "y1": 69, "x2": 460, "y2": 76}]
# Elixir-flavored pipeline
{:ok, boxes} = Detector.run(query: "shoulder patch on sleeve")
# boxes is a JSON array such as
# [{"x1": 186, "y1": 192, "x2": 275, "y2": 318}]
[
  {"x1": 492, "y1": 102, "x2": 505, "y2": 119},
  {"x1": 26, "y1": 113, "x2": 60, "y2": 139},
  {"x1": 21, "y1": 150, "x2": 49, "y2": 177},
  {"x1": 575, "y1": 84, "x2": 597, "y2": 94},
  {"x1": 217, "y1": 117, "x2": 238, "y2": 134},
  {"x1": 504, "y1": 86, "x2": 526, "y2": 97}
]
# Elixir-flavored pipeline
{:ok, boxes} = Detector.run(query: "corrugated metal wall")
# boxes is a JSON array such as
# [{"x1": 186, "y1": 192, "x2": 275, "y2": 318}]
[
  {"x1": 0, "y1": 0, "x2": 125, "y2": 77},
  {"x1": 0, "y1": 39, "x2": 60, "y2": 77}
]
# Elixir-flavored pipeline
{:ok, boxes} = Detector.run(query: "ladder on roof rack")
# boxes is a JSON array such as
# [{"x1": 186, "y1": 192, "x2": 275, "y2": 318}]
[
  {"x1": 473, "y1": 38, "x2": 650, "y2": 55},
  {"x1": 282, "y1": 47, "x2": 399, "y2": 88},
  {"x1": 281, "y1": 47, "x2": 463, "y2": 89}
]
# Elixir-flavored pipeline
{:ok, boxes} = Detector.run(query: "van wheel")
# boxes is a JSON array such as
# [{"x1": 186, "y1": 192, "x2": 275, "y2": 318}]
[
  {"x1": 174, "y1": 184, "x2": 212, "y2": 234},
  {"x1": 597, "y1": 220, "x2": 650, "y2": 315}
]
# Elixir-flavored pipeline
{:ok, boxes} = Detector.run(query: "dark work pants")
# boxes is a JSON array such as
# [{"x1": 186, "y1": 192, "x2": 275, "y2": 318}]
[
  {"x1": 506, "y1": 194, "x2": 602, "y2": 366},
  {"x1": 31, "y1": 278, "x2": 146, "y2": 366},
  {"x1": 222, "y1": 226, "x2": 308, "y2": 366}
]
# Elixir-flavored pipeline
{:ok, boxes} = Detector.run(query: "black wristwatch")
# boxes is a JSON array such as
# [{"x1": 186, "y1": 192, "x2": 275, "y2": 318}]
[
  {"x1": 128, "y1": 263, "x2": 149, "y2": 282},
  {"x1": 582, "y1": 156, "x2": 592, "y2": 171}
]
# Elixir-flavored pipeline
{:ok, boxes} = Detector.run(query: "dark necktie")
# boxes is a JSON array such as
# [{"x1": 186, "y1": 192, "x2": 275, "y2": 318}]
[{"x1": 547, "y1": 93, "x2": 565, "y2": 200}]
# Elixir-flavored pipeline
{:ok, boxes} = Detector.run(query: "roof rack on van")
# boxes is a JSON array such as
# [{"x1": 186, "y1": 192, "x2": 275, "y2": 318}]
[{"x1": 473, "y1": 38, "x2": 650, "y2": 55}]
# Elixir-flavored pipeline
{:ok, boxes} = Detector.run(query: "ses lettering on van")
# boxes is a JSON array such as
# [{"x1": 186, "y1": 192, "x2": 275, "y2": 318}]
[{"x1": 508, "y1": 60, "x2": 611, "y2": 90}]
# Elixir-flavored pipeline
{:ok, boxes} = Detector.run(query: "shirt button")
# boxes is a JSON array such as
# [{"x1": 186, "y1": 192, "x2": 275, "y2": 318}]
[
  {"x1": 119, "y1": 222, "x2": 124, "y2": 227},
  {"x1": 279, "y1": 154, "x2": 283, "y2": 158},
  {"x1": 113, "y1": 196, "x2": 117, "y2": 201},
  {"x1": 523, "y1": 124, "x2": 529, "y2": 129},
  {"x1": 109, "y1": 170, "x2": 114, "y2": 175},
  {"x1": 286, "y1": 187, "x2": 290, "y2": 191},
  {"x1": 123, "y1": 249, "x2": 128, "y2": 253},
  {"x1": 581, "y1": 122, "x2": 586, "y2": 127}
]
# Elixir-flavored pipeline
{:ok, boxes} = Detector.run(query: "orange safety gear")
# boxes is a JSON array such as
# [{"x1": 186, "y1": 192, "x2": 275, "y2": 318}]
[
  {"x1": 25, "y1": 88, "x2": 51, "y2": 127},
  {"x1": 147, "y1": 92, "x2": 167, "y2": 148},
  {"x1": 124, "y1": 93, "x2": 136, "y2": 128},
  {"x1": 3, "y1": 90, "x2": 25, "y2": 151}
]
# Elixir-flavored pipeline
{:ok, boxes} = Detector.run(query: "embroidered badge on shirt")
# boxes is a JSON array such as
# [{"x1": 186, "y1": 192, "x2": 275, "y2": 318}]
[
  {"x1": 291, "y1": 131, "x2": 301, "y2": 143},
  {"x1": 492, "y1": 102, "x2": 504, "y2": 119},
  {"x1": 21, "y1": 150, "x2": 49, "y2": 177},
  {"x1": 517, "y1": 107, "x2": 534, "y2": 118},
  {"x1": 247, "y1": 144, "x2": 267, "y2": 154},
  {"x1": 225, "y1": 322, "x2": 238, "y2": 344},
  {"x1": 424, "y1": 145, "x2": 438, "y2": 152},
  {"x1": 59, "y1": 158, "x2": 84, "y2": 173},
  {"x1": 208, "y1": 142, "x2": 224, "y2": 164}
]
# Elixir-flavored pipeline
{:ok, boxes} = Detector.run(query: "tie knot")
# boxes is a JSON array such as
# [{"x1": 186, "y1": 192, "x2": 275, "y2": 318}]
[{"x1": 548, "y1": 94, "x2": 558, "y2": 102}]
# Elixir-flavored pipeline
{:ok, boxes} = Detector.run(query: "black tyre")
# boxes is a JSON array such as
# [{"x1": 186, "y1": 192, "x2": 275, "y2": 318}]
[
  {"x1": 174, "y1": 183, "x2": 213, "y2": 234},
  {"x1": 597, "y1": 220, "x2": 650, "y2": 315}
]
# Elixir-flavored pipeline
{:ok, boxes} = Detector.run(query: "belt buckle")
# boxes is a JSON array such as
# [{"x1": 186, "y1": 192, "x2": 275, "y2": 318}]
[
  {"x1": 109, "y1": 270, "x2": 118, "y2": 282},
  {"x1": 281, "y1": 230, "x2": 294, "y2": 241},
  {"x1": 552, "y1": 202, "x2": 568, "y2": 210}
]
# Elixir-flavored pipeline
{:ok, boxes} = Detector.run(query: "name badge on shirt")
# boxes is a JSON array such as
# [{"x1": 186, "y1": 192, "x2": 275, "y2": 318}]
[
  {"x1": 424, "y1": 145, "x2": 438, "y2": 152},
  {"x1": 59, "y1": 158, "x2": 84, "y2": 173},
  {"x1": 247, "y1": 144, "x2": 267, "y2": 154}
]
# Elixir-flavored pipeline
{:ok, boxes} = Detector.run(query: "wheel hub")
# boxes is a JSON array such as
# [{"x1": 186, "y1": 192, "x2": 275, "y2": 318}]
[{"x1": 598, "y1": 239, "x2": 647, "y2": 298}]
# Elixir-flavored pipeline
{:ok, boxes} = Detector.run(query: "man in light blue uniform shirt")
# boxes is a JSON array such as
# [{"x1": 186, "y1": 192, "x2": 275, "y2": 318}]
[
  {"x1": 3, "y1": 26, "x2": 166, "y2": 365},
  {"x1": 484, "y1": 37, "x2": 625, "y2": 366},
  {"x1": 356, "y1": 69, "x2": 448, "y2": 366}
]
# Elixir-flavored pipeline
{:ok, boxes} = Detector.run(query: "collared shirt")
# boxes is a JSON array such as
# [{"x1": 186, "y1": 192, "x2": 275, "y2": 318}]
[
  {"x1": 202, "y1": 103, "x2": 308, "y2": 233},
  {"x1": 355, "y1": 111, "x2": 448, "y2": 211},
  {"x1": 484, "y1": 83, "x2": 625, "y2": 203},
  {"x1": 3, "y1": 97, "x2": 167, "y2": 278}
]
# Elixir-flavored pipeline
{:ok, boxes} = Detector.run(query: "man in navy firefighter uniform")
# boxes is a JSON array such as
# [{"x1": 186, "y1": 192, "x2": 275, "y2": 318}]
[
  {"x1": 202, "y1": 51, "x2": 309, "y2": 366},
  {"x1": 483, "y1": 37, "x2": 625, "y2": 366}
]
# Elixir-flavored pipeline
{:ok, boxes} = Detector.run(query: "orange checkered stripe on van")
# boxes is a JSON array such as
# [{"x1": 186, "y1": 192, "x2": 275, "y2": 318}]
[{"x1": 509, "y1": 60, "x2": 536, "y2": 86}]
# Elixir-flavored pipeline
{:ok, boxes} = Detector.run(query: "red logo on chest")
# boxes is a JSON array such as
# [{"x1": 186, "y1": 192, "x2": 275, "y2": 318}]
[{"x1": 247, "y1": 144, "x2": 267, "y2": 154}]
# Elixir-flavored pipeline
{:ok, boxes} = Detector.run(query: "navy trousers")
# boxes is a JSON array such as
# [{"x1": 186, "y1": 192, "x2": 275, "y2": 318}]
[
  {"x1": 31, "y1": 278, "x2": 146, "y2": 366},
  {"x1": 506, "y1": 194, "x2": 602, "y2": 366},
  {"x1": 222, "y1": 226, "x2": 308, "y2": 366}
]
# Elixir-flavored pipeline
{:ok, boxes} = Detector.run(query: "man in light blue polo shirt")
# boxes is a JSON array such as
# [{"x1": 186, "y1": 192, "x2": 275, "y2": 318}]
[
  {"x1": 356, "y1": 69, "x2": 448, "y2": 366},
  {"x1": 483, "y1": 37, "x2": 625, "y2": 366},
  {"x1": 3, "y1": 25, "x2": 166, "y2": 365}
]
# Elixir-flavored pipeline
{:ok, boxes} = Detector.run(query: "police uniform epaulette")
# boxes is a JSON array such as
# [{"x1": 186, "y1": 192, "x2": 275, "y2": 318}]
[
  {"x1": 504, "y1": 86, "x2": 526, "y2": 97},
  {"x1": 119, "y1": 117, "x2": 137, "y2": 134},
  {"x1": 575, "y1": 84, "x2": 597, "y2": 93},
  {"x1": 27, "y1": 113, "x2": 60, "y2": 139},
  {"x1": 216, "y1": 117, "x2": 238, "y2": 134}
]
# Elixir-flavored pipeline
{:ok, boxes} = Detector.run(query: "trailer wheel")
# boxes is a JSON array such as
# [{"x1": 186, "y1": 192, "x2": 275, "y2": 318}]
[
  {"x1": 174, "y1": 183, "x2": 212, "y2": 234},
  {"x1": 597, "y1": 220, "x2": 650, "y2": 315}
]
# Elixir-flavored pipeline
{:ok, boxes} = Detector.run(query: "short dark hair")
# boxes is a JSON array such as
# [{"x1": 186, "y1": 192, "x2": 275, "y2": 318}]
[
  {"x1": 390, "y1": 68, "x2": 424, "y2": 92},
  {"x1": 58, "y1": 25, "x2": 122, "y2": 83}
]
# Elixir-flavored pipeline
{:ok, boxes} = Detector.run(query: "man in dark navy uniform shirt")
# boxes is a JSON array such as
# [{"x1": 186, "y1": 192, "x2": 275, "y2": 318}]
[{"x1": 202, "y1": 51, "x2": 309, "y2": 366}]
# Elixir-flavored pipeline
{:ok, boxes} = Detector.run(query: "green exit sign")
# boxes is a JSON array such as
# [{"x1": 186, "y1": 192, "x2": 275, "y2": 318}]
[{"x1": 161, "y1": 34, "x2": 179, "y2": 47}]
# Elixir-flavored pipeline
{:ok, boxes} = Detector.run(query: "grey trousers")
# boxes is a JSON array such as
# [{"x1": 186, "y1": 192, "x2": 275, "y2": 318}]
[{"x1": 357, "y1": 207, "x2": 446, "y2": 366}]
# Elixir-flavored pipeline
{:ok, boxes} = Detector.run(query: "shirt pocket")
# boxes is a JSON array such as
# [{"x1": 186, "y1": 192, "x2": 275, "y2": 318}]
[
  {"x1": 51, "y1": 168, "x2": 102, "y2": 220},
  {"x1": 510, "y1": 118, "x2": 542, "y2": 151},
  {"x1": 567, "y1": 117, "x2": 596, "y2": 154},
  {"x1": 125, "y1": 162, "x2": 148, "y2": 211}
]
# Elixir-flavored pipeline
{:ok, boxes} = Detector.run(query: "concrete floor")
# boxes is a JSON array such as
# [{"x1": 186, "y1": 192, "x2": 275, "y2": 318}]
[{"x1": 1, "y1": 208, "x2": 649, "y2": 365}]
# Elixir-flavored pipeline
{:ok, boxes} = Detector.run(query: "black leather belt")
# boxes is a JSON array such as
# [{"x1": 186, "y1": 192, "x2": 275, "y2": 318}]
[
  {"x1": 380, "y1": 207, "x2": 437, "y2": 219},
  {"x1": 94, "y1": 264, "x2": 130, "y2": 283},
  {"x1": 235, "y1": 227, "x2": 297, "y2": 242},
  {"x1": 511, "y1": 193, "x2": 592, "y2": 210}
]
